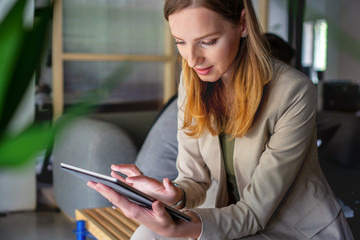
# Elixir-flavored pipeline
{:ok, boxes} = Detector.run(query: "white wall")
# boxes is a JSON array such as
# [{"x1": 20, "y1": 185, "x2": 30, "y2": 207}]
[
  {"x1": 252, "y1": 0, "x2": 288, "y2": 40},
  {"x1": 305, "y1": 0, "x2": 360, "y2": 81},
  {"x1": 0, "y1": 0, "x2": 37, "y2": 212},
  {"x1": 337, "y1": 0, "x2": 360, "y2": 81},
  {"x1": 268, "y1": 0, "x2": 288, "y2": 41}
]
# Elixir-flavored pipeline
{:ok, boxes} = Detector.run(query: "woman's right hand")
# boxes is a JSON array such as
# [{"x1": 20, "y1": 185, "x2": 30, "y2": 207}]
[{"x1": 110, "y1": 164, "x2": 183, "y2": 207}]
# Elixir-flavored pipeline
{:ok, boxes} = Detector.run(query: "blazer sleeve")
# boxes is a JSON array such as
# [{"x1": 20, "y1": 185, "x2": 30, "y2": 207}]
[
  {"x1": 174, "y1": 73, "x2": 212, "y2": 208},
  {"x1": 191, "y1": 69, "x2": 319, "y2": 239}
]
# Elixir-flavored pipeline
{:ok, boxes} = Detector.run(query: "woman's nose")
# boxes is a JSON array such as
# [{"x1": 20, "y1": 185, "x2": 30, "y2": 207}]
[{"x1": 186, "y1": 47, "x2": 202, "y2": 68}]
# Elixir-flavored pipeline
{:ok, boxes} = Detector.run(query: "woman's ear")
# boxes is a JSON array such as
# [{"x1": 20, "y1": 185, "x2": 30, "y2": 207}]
[{"x1": 240, "y1": 9, "x2": 248, "y2": 38}]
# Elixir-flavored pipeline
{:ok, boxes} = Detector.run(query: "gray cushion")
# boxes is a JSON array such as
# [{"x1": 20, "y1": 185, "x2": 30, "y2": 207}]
[
  {"x1": 135, "y1": 98, "x2": 179, "y2": 181},
  {"x1": 53, "y1": 117, "x2": 137, "y2": 219}
]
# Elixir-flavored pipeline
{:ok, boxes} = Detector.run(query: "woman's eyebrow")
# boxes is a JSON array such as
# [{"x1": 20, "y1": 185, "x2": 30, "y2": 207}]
[{"x1": 172, "y1": 32, "x2": 221, "y2": 41}]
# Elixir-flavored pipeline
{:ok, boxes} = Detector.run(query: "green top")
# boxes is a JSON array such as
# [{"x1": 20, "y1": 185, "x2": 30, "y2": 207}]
[{"x1": 219, "y1": 132, "x2": 240, "y2": 203}]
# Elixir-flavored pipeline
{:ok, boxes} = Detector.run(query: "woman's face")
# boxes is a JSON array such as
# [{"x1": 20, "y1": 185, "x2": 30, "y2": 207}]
[{"x1": 168, "y1": 7, "x2": 246, "y2": 83}]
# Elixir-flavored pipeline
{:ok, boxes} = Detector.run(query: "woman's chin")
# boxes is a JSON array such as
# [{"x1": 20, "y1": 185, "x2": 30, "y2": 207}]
[
  {"x1": 198, "y1": 75, "x2": 221, "y2": 83},
  {"x1": 195, "y1": 72, "x2": 219, "y2": 82}
]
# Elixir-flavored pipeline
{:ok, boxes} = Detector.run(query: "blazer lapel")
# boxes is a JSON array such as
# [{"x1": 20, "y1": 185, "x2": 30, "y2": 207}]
[{"x1": 198, "y1": 132, "x2": 229, "y2": 207}]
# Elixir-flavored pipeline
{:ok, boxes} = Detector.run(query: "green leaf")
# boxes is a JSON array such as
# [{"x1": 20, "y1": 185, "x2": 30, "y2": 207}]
[
  {"x1": 0, "y1": 123, "x2": 55, "y2": 166},
  {"x1": 0, "y1": 5, "x2": 52, "y2": 135},
  {"x1": 0, "y1": 0, "x2": 26, "y2": 121},
  {"x1": 0, "y1": 112, "x2": 79, "y2": 167}
]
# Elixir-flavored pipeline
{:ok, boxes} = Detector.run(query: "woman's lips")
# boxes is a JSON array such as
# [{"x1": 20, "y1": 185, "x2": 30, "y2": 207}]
[{"x1": 194, "y1": 66, "x2": 213, "y2": 76}]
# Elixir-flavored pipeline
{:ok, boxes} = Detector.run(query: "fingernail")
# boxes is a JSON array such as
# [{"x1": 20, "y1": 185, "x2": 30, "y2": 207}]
[{"x1": 112, "y1": 206, "x2": 117, "y2": 210}]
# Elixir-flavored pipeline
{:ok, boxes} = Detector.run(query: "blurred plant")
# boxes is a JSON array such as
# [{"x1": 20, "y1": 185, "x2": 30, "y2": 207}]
[
  {"x1": 0, "y1": 1, "x2": 133, "y2": 167},
  {"x1": 0, "y1": 0, "x2": 56, "y2": 167}
]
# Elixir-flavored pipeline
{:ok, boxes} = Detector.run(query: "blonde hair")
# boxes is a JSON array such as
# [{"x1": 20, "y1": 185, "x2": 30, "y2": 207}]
[{"x1": 165, "y1": 0, "x2": 272, "y2": 138}]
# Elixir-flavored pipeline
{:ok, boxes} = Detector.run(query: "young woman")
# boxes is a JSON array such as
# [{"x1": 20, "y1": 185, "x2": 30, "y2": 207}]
[{"x1": 88, "y1": 0, "x2": 354, "y2": 239}]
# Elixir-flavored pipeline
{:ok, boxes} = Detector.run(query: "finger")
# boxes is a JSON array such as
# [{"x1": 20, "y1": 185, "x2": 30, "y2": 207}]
[
  {"x1": 125, "y1": 174, "x2": 149, "y2": 184},
  {"x1": 163, "y1": 178, "x2": 179, "y2": 195},
  {"x1": 93, "y1": 183, "x2": 124, "y2": 205},
  {"x1": 95, "y1": 183, "x2": 162, "y2": 222},
  {"x1": 126, "y1": 175, "x2": 160, "y2": 188},
  {"x1": 125, "y1": 175, "x2": 165, "y2": 198},
  {"x1": 93, "y1": 183, "x2": 148, "y2": 219},
  {"x1": 111, "y1": 171, "x2": 127, "y2": 183},
  {"x1": 163, "y1": 178, "x2": 174, "y2": 191},
  {"x1": 92, "y1": 183, "x2": 137, "y2": 211},
  {"x1": 87, "y1": 181, "x2": 97, "y2": 189},
  {"x1": 111, "y1": 164, "x2": 142, "y2": 177},
  {"x1": 152, "y1": 201, "x2": 170, "y2": 223}
]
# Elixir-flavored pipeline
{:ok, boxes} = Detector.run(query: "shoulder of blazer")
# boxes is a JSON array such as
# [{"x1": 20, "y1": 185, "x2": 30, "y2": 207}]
[
  {"x1": 267, "y1": 61, "x2": 315, "y2": 93},
  {"x1": 264, "y1": 62, "x2": 317, "y2": 111}
]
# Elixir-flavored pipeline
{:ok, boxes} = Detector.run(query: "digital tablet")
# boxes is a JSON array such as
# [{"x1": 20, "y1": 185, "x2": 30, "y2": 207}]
[{"x1": 60, "y1": 163, "x2": 192, "y2": 222}]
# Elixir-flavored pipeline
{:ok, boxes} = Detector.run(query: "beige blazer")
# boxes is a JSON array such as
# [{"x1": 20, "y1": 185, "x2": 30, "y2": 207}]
[{"x1": 175, "y1": 63, "x2": 353, "y2": 240}]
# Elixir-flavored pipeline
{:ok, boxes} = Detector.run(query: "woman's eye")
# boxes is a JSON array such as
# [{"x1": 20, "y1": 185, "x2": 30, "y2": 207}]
[
  {"x1": 201, "y1": 40, "x2": 217, "y2": 46},
  {"x1": 175, "y1": 40, "x2": 185, "y2": 45}
]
